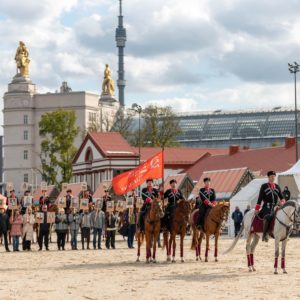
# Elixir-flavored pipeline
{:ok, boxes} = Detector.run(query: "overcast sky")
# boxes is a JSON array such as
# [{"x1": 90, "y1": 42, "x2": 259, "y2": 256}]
[{"x1": 0, "y1": 0, "x2": 300, "y2": 118}]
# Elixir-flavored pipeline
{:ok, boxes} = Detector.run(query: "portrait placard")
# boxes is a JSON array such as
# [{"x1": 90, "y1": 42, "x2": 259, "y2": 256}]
[
  {"x1": 35, "y1": 212, "x2": 44, "y2": 224},
  {"x1": 47, "y1": 212, "x2": 56, "y2": 224},
  {"x1": 0, "y1": 199, "x2": 4, "y2": 208},
  {"x1": 136, "y1": 197, "x2": 143, "y2": 209},
  {"x1": 57, "y1": 197, "x2": 66, "y2": 208},
  {"x1": 80, "y1": 198, "x2": 89, "y2": 210},
  {"x1": 106, "y1": 200, "x2": 114, "y2": 212},
  {"x1": 33, "y1": 199, "x2": 40, "y2": 207},
  {"x1": 20, "y1": 182, "x2": 29, "y2": 192},
  {"x1": 8, "y1": 198, "x2": 18, "y2": 210},
  {"x1": 6, "y1": 182, "x2": 14, "y2": 193},
  {"x1": 126, "y1": 197, "x2": 134, "y2": 209},
  {"x1": 70, "y1": 197, "x2": 79, "y2": 209},
  {"x1": 94, "y1": 198, "x2": 103, "y2": 210},
  {"x1": 117, "y1": 200, "x2": 125, "y2": 212},
  {"x1": 62, "y1": 182, "x2": 68, "y2": 190},
  {"x1": 81, "y1": 182, "x2": 88, "y2": 191},
  {"x1": 23, "y1": 196, "x2": 33, "y2": 207},
  {"x1": 41, "y1": 181, "x2": 47, "y2": 192}
]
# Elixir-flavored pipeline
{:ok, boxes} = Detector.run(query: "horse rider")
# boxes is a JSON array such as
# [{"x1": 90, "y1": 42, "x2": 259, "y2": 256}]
[
  {"x1": 163, "y1": 179, "x2": 185, "y2": 230},
  {"x1": 255, "y1": 170, "x2": 285, "y2": 242},
  {"x1": 138, "y1": 179, "x2": 159, "y2": 232},
  {"x1": 196, "y1": 177, "x2": 216, "y2": 230}
]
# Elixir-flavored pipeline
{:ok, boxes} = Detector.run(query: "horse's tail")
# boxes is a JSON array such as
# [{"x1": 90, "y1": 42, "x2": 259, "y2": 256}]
[
  {"x1": 162, "y1": 231, "x2": 168, "y2": 250},
  {"x1": 223, "y1": 222, "x2": 244, "y2": 254},
  {"x1": 139, "y1": 231, "x2": 145, "y2": 246},
  {"x1": 191, "y1": 226, "x2": 197, "y2": 250}
]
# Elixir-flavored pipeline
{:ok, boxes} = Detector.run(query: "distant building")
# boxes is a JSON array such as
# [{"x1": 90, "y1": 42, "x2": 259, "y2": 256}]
[
  {"x1": 3, "y1": 77, "x2": 119, "y2": 196},
  {"x1": 176, "y1": 107, "x2": 298, "y2": 149}
]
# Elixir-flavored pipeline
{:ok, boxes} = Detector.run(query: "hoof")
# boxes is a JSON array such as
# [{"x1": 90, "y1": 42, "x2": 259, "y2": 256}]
[
  {"x1": 248, "y1": 268, "x2": 252, "y2": 272},
  {"x1": 252, "y1": 267, "x2": 256, "y2": 272},
  {"x1": 152, "y1": 259, "x2": 157, "y2": 263},
  {"x1": 181, "y1": 258, "x2": 185, "y2": 263},
  {"x1": 146, "y1": 260, "x2": 150, "y2": 264},
  {"x1": 172, "y1": 258, "x2": 176, "y2": 263},
  {"x1": 136, "y1": 257, "x2": 140, "y2": 262},
  {"x1": 196, "y1": 256, "x2": 199, "y2": 261},
  {"x1": 215, "y1": 258, "x2": 218, "y2": 262},
  {"x1": 205, "y1": 258, "x2": 208, "y2": 262},
  {"x1": 167, "y1": 256, "x2": 171, "y2": 262},
  {"x1": 283, "y1": 269, "x2": 287, "y2": 274},
  {"x1": 274, "y1": 269, "x2": 278, "y2": 275}
]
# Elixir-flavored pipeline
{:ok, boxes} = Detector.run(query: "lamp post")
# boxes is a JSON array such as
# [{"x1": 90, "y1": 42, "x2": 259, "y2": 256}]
[
  {"x1": 131, "y1": 103, "x2": 142, "y2": 164},
  {"x1": 288, "y1": 62, "x2": 300, "y2": 162}
]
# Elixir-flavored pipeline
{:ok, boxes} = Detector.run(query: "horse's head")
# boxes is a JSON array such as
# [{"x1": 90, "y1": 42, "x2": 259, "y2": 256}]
[
  {"x1": 150, "y1": 198, "x2": 164, "y2": 219},
  {"x1": 178, "y1": 199, "x2": 192, "y2": 216},
  {"x1": 214, "y1": 201, "x2": 230, "y2": 221}
]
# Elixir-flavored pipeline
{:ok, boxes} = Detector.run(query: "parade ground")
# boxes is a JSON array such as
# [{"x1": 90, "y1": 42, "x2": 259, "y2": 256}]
[{"x1": 1, "y1": 236, "x2": 300, "y2": 300}]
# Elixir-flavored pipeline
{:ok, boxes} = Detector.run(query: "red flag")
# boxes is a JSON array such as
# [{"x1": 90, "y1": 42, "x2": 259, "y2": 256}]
[{"x1": 112, "y1": 151, "x2": 163, "y2": 195}]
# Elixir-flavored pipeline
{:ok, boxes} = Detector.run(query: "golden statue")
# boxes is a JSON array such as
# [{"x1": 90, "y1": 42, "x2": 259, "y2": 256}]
[
  {"x1": 15, "y1": 41, "x2": 30, "y2": 77},
  {"x1": 101, "y1": 64, "x2": 115, "y2": 96}
]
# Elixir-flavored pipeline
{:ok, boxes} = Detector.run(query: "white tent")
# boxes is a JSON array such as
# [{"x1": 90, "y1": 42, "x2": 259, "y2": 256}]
[
  {"x1": 278, "y1": 160, "x2": 300, "y2": 200},
  {"x1": 228, "y1": 178, "x2": 266, "y2": 237}
]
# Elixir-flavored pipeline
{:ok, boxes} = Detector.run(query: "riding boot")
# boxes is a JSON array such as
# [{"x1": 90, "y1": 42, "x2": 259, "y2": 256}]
[{"x1": 262, "y1": 219, "x2": 269, "y2": 242}]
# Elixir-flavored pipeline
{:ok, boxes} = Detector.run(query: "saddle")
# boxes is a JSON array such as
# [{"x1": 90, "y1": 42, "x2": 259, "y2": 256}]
[{"x1": 251, "y1": 215, "x2": 275, "y2": 234}]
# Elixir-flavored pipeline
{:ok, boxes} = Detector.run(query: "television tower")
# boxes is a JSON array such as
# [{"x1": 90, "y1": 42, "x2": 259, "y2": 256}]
[{"x1": 115, "y1": 0, "x2": 126, "y2": 106}]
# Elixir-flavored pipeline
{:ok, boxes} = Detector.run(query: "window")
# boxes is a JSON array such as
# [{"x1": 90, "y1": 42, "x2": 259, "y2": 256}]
[
  {"x1": 24, "y1": 150, "x2": 28, "y2": 160},
  {"x1": 24, "y1": 130, "x2": 28, "y2": 140},
  {"x1": 88, "y1": 112, "x2": 97, "y2": 122},
  {"x1": 24, "y1": 173, "x2": 29, "y2": 183},
  {"x1": 24, "y1": 115, "x2": 28, "y2": 124}
]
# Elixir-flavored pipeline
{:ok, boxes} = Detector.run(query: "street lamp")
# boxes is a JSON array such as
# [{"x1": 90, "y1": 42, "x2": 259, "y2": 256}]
[
  {"x1": 288, "y1": 62, "x2": 300, "y2": 162},
  {"x1": 131, "y1": 103, "x2": 142, "y2": 164}
]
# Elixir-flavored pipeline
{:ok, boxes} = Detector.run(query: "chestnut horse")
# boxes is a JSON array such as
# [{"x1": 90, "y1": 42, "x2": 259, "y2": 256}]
[
  {"x1": 136, "y1": 198, "x2": 163, "y2": 263},
  {"x1": 163, "y1": 200, "x2": 191, "y2": 263},
  {"x1": 191, "y1": 202, "x2": 229, "y2": 262}
]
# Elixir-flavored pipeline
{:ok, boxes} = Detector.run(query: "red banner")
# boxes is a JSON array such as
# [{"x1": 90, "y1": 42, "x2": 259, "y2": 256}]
[{"x1": 112, "y1": 151, "x2": 163, "y2": 195}]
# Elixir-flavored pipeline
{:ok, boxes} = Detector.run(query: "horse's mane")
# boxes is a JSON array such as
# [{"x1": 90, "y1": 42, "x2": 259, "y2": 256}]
[{"x1": 282, "y1": 200, "x2": 297, "y2": 209}]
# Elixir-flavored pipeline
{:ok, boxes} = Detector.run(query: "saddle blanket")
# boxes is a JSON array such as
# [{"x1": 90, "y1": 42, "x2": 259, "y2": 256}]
[{"x1": 250, "y1": 215, "x2": 275, "y2": 233}]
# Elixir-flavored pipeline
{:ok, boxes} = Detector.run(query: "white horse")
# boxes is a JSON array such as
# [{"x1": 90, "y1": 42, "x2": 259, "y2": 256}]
[{"x1": 225, "y1": 200, "x2": 299, "y2": 274}]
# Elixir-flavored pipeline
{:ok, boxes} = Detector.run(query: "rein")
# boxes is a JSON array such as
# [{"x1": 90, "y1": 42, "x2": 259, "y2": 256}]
[{"x1": 275, "y1": 204, "x2": 297, "y2": 241}]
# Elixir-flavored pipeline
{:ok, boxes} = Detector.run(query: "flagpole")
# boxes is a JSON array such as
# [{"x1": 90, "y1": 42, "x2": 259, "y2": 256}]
[{"x1": 161, "y1": 145, "x2": 165, "y2": 207}]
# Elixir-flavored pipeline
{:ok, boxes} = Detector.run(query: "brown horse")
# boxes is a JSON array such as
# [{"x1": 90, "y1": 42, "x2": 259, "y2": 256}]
[
  {"x1": 191, "y1": 203, "x2": 229, "y2": 262},
  {"x1": 163, "y1": 200, "x2": 191, "y2": 263},
  {"x1": 136, "y1": 198, "x2": 163, "y2": 263}
]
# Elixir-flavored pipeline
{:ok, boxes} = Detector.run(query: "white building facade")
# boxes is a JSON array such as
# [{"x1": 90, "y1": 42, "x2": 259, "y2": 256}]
[{"x1": 3, "y1": 76, "x2": 119, "y2": 195}]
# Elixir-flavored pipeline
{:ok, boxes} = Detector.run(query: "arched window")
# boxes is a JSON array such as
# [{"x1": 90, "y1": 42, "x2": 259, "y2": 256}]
[{"x1": 85, "y1": 147, "x2": 93, "y2": 162}]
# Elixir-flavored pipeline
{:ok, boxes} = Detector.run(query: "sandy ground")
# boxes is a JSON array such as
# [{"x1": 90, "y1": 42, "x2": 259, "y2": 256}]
[{"x1": 1, "y1": 234, "x2": 300, "y2": 300}]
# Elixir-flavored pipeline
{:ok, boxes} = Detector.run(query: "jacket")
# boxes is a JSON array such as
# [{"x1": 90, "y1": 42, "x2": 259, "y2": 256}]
[
  {"x1": 91, "y1": 210, "x2": 106, "y2": 229},
  {"x1": 55, "y1": 214, "x2": 68, "y2": 232},
  {"x1": 81, "y1": 212, "x2": 92, "y2": 228},
  {"x1": 0, "y1": 212, "x2": 10, "y2": 233},
  {"x1": 10, "y1": 214, "x2": 23, "y2": 236},
  {"x1": 68, "y1": 213, "x2": 81, "y2": 231},
  {"x1": 106, "y1": 213, "x2": 118, "y2": 231},
  {"x1": 40, "y1": 212, "x2": 50, "y2": 231},
  {"x1": 231, "y1": 210, "x2": 243, "y2": 224},
  {"x1": 22, "y1": 214, "x2": 35, "y2": 240}
]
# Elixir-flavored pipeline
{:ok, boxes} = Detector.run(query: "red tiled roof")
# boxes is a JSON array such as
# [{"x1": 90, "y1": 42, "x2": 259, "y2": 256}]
[
  {"x1": 191, "y1": 168, "x2": 248, "y2": 197},
  {"x1": 136, "y1": 147, "x2": 227, "y2": 166},
  {"x1": 93, "y1": 181, "x2": 112, "y2": 198},
  {"x1": 32, "y1": 185, "x2": 58, "y2": 201},
  {"x1": 89, "y1": 132, "x2": 138, "y2": 157},
  {"x1": 186, "y1": 145, "x2": 298, "y2": 181},
  {"x1": 73, "y1": 132, "x2": 139, "y2": 163},
  {"x1": 56, "y1": 183, "x2": 85, "y2": 199}
]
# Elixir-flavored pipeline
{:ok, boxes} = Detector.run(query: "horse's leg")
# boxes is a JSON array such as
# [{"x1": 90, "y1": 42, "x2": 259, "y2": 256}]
[
  {"x1": 168, "y1": 232, "x2": 172, "y2": 262},
  {"x1": 136, "y1": 232, "x2": 141, "y2": 262},
  {"x1": 145, "y1": 233, "x2": 150, "y2": 264},
  {"x1": 180, "y1": 232, "x2": 185, "y2": 263},
  {"x1": 152, "y1": 228, "x2": 159, "y2": 263},
  {"x1": 274, "y1": 237, "x2": 280, "y2": 274},
  {"x1": 172, "y1": 234, "x2": 176, "y2": 263},
  {"x1": 199, "y1": 232, "x2": 203, "y2": 261},
  {"x1": 205, "y1": 233, "x2": 209, "y2": 262},
  {"x1": 214, "y1": 233, "x2": 219, "y2": 262},
  {"x1": 281, "y1": 239, "x2": 288, "y2": 274},
  {"x1": 250, "y1": 234, "x2": 260, "y2": 272},
  {"x1": 246, "y1": 234, "x2": 252, "y2": 272}
]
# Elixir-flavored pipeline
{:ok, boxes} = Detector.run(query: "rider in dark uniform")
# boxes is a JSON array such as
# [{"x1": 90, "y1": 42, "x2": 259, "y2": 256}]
[
  {"x1": 196, "y1": 177, "x2": 216, "y2": 230},
  {"x1": 163, "y1": 179, "x2": 185, "y2": 230},
  {"x1": 138, "y1": 179, "x2": 159, "y2": 232},
  {"x1": 102, "y1": 190, "x2": 112, "y2": 213},
  {"x1": 255, "y1": 171, "x2": 285, "y2": 242}
]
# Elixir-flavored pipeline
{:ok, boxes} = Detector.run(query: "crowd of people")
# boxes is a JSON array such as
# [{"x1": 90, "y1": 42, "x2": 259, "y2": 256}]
[{"x1": 0, "y1": 189, "x2": 138, "y2": 252}]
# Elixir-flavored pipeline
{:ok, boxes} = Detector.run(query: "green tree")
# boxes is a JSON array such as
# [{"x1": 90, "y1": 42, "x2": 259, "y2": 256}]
[
  {"x1": 138, "y1": 105, "x2": 182, "y2": 148},
  {"x1": 39, "y1": 110, "x2": 79, "y2": 185}
]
